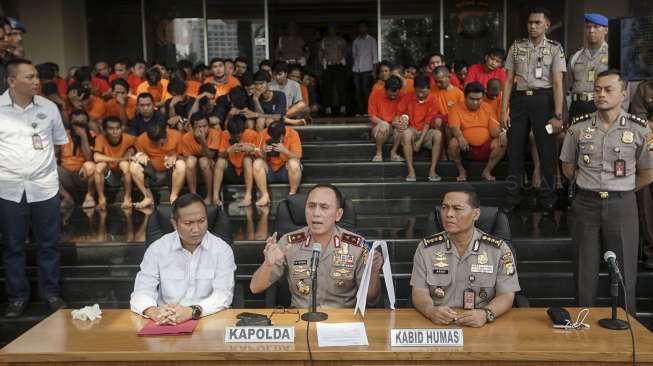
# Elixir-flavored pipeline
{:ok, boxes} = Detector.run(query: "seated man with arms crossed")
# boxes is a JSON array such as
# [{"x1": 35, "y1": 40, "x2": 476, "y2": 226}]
[
  {"x1": 448, "y1": 82, "x2": 507, "y2": 181},
  {"x1": 411, "y1": 189, "x2": 520, "y2": 327},
  {"x1": 93, "y1": 116, "x2": 136, "y2": 210},
  {"x1": 252, "y1": 119, "x2": 302, "y2": 207},
  {"x1": 249, "y1": 184, "x2": 382, "y2": 308},
  {"x1": 130, "y1": 193, "x2": 236, "y2": 324},
  {"x1": 181, "y1": 112, "x2": 221, "y2": 204}
]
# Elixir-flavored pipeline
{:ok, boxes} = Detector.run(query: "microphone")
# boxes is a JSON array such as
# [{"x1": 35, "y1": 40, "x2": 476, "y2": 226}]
[
  {"x1": 603, "y1": 251, "x2": 623, "y2": 282},
  {"x1": 310, "y1": 243, "x2": 321, "y2": 278}
]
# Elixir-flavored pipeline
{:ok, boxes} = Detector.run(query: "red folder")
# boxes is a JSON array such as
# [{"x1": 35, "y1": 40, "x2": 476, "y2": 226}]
[{"x1": 137, "y1": 319, "x2": 199, "y2": 336}]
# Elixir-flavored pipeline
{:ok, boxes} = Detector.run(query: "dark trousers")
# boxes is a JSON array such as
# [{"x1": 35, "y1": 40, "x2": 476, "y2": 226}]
[
  {"x1": 321, "y1": 64, "x2": 347, "y2": 109},
  {"x1": 571, "y1": 191, "x2": 638, "y2": 314},
  {"x1": 568, "y1": 100, "x2": 597, "y2": 120},
  {"x1": 353, "y1": 71, "x2": 373, "y2": 115},
  {"x1": 0, "y1": 193, "x2": 61, "y2": 302},
  {"x1": 638, "y1": 183, "x2": 653, "y2": 262},
  {"x1": 505, "y1": 90, "x2": 557, "y2": 207}
]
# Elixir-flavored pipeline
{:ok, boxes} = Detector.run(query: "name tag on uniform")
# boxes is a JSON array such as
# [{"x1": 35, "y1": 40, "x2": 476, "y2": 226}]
[
  {"x1": 535, "y1": 66, "x2": 543, "y2": 79},
  {"x1": 32, "y1": 134, "x2": 44, "y2": 150},
  {"x1": 391, "y1": 329, "x2": 464, "y2": 347},
  {"x1": 470, "y1": 264, "x2": 493, "y2": 274},
  {"x1": 225, "y1": 326, "x2": 295, "y2": 343}
]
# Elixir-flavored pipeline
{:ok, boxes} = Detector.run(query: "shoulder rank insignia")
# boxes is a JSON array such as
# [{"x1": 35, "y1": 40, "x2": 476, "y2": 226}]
[
  {"x1": 571, "y1": 113, "x2": 592, "y2": 125},
  {"x1": 287, "y1": 231, "x2": 307, "y2": 245},
  {"x1": 627, "y1": 114, "x2": 648, "y2": 128},
  {"x1": 479, "y1": 232, "x2": 506, "y2": 248},
  {"x1": 341, "y1": 232, "x2": 364, "y2": 248},
  {"x1": 423, "y1": 231, "x2": 447, "y2": 248}
]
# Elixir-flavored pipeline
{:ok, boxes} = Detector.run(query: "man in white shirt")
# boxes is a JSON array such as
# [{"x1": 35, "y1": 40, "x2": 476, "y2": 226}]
[
  {"x1": 352, "y1": 20, "x2": 378, "y2": 115},
  {"x1": 0, "y1": 58, "x2": 68, "y2": 318},
  {"x1": 130, "y1": 193, "x2": 236, "y2": 324}
]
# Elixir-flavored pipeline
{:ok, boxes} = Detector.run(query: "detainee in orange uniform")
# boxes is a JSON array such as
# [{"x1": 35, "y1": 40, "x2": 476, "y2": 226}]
[
  {"x1": 181, "y1": 112, "x2": 221, "y2": 204},
  {"x1": 368, "y1": 75, "x2": 403, "y2": 162},
  {"x1": 431, "y1": 66, "x2": 465, "y2": 119},
  {"x1": 58, "y1": 110, "x2": 97, "y2": 209},
  {"x1": 105, "y1": 78, "x2": 136, "y2": 125},
  {"x1": 395, "y1": 75, "x2": 444, "y2": 182},
  {"x1": 252, "y1": 120, "x2": 303, "y2": 207},
  {"x1": 130, "y1": 122, "x2": 186, "y2": 208},
  {"x1": 136, "y1": 67, "x2": 171, "y2": 107},
  {"x1": 213, "y1": 115, "x2": 259, "y2": 206},
  {"x1": 204, "y1": 57, "x2": 241, "y2": 98},
  {"x1": 448, "y1": 82, "x2": 507, "y2": 182},
  {"x1": 93, "y1": 116, "x2": 136, "y2": 210}
]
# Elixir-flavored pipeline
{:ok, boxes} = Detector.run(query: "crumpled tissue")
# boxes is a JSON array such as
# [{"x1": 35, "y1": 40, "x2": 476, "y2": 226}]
[{"x1": 71, "y1": 304, "x2": 102, "y2": 321}]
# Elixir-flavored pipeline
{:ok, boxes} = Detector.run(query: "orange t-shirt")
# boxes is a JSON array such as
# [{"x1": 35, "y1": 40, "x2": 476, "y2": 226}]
[
  {"x1": 87, "y1": 95, "x2": 107, "y2": 122},
  {"x1": 372, "y1": 80, "x2": 384, "y2": 93},
  {"x1": 93, "y1": 133, "x2": 136, "y2": 171},
  {"x1": 92, "y1": 76, "x2": 110, "y2": 95},
  {"x1": 186, "y1": 79, "x2": 202, "y2": 98},
  {"x1": 448, "y1": 103, "x2": 499, "y2": 147},
  {"x1": 431, "y1": 86, "x2": 465, "y2": 117},
  {"x1": 135, "y1": 129, "x2": 183, "y2": 172},
  {"x1": 300, "y1": 84, "x2": 310, "y2": 105},
  {"x1": 482, "y1": 94, "x2": 502, "y2": 119},
  {"x1": 128, "y1": 74, "x2": 144, "y2": 95},
  {"x1": 105, "y1": 96, "x2": 136, "y2": 120},
  {"x1": 372, "y1": 78, "x2": 414, "y2": 96},
  {"x1": 204, "y1": 75, "x2": 241, "y2": 99},
  {"x1": 257, "y1": 127, "x2": 302, "y2": 172},
  {"x1": 136, "y1": 79, "x2": 171, "y2": 104},
  {"x1": 367, "y1": 88, "x2": 400, "y2": 124},
  {"x1": 396, "y1": 93, "x2": 441, "y2": 131},
  {"x1": 218, "y1": 129, "x2": 259, "y2": 175},
  {"x1": 60, "y1": 132, "x2": 88, "y2": 173},
  {"x1": 181, "y1": 129, "x2": 222, "y2": 157}
]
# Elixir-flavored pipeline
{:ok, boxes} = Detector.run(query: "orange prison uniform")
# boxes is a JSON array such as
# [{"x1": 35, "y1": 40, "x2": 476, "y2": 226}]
[
  {"x1": 396, "y1": 92, "x2": 441, "y2": 131},
  {"x1": 135, "y1": 129, "x2": 183, "y2": 172},
  {"x1": 448, "y1": 102, "x2": 499, "y2": 147},
  {"x1": 136, "y1": 79, "x2": 171, "y2": 104},
  {"x1": 372, "y1": 78, "x2": 414, "y2": 96},
  {"x1": 128, "y1": 74, "x2": 145, "y2": 95},
  {"x1": 482, "y1": 94, "x2": 502, "y2": 120},
  {"x1": 204, "y1": 75, "x2": 241, "y2": 99},
  {"x1": 367, "y1": 88, "x2": 400, "y2": 124},
  {"x1": 181, "y1": 129, "x2": 222, "y2": 157},
  {"x1": 93, "y1": 133, "x2": 136, "y2": 171},
  {"x1": 60, "y1": 132, "x2": 89, "y2": 173},
  {"x1": 431, "y1": 86, "x2": 465, "y2": 117},
  {"x1": 218, "y1": 129, "x2": 259, "y2": 176},
  {"x1": 257, "y1": 127, "x2": 302, "y2": 172},
  {"x1": 186, "y1": 79, "x2": 202, "y2": 98},
  {"x1": 105, "y1": 96, "x2": 136, "y2": 120},
  {"x1": 87, "y1": 95, "x2": 107, "y2": 122}
]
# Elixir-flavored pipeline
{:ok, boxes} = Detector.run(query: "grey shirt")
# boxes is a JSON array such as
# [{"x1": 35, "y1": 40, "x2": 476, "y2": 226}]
[
  {"x1": 505, "y1": 37, "x2": 567, "y2": 90},
  {"x1": 560, "y1": 110, "x2": 653, "y2": 191},
  {"x1": 270, "y1": 79, "x2": 303, "y2": 108},
  {"x1": 410, "y1": 228, "x2": 521, "y2": 309},
  {"x1": 267, "y1": 226, "x2": 369, "y2": 308},
  {"x1": 568, "y1": 42, "x2": 609, "y2": 94}
]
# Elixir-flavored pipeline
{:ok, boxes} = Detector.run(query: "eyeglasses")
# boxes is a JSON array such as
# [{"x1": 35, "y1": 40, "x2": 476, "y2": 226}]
[{"x1": 268, "y1": 306, "x2": 300, "y2": 323}]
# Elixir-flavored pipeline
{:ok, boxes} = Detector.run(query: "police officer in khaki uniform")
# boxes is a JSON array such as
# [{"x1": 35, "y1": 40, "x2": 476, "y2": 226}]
[
  {"x1": 250, "y1": 183, "x2": 383, "y2": 308},
  {"x1": 567, "y1": 13, "x2": 609, "y2": 120},
  {"x1": 501, "y1": 7, "x2": 567, "y2": 214},
  {"x1": 411, "y1": 190, "x2": 520, "y2": 327},
  {"x1": 560, "y1": 70, "x2": 653, "y2": 313}
]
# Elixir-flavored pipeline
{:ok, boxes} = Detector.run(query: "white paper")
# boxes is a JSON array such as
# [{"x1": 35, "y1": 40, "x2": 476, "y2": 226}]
[
  {"x1": 316, "y1": 322, "x2": 368, "y2": 347},
  {"x1": 70, "y1": 304, "x2": 102, "y2": 321},
  {"x1": 354, "y1": 240, "x2": 395, "y2": 316}
]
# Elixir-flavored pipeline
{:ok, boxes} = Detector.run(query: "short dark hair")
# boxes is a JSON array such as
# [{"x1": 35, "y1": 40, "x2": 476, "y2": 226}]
[
  {"x1": 240, "y1": 72, "x2": 254, "y2": 87},
  {"x1": 253, "y1": 70, "x2": 271, "y2": 83},
  {"x1": 224, "y1": 58, "x2": 234, "y2": 65},
  {"x1": 273, "y1": 61, "x2": 288, "y2": 74},
  {"x1": 192, "y1": 63, "x2": 207, "y2": 75},
  {"x1": 235, "y1": 56, "x2": 248, "y2": 65},
  {"x1": 445, "y1": 188, "x2": 480, "y2": 209},
  {"x1": 136, "y1": 92, "x2": 154, "y2": 104},
  {"x1": 209, "y1": 57, "x2": 224, "y2": 67},
  {"x1": 413, "y1": 74, "x2": 431, "y2": 89},
  {"x1": 167, "y1": 77, "x2": 187, "y2": 96},
  {"x1": 528, "y1": 6, "x2": 551, "y2": 21},
  {"x1": 227, "y1": 114, "x2": 246, "y2": 137},
  {"x1": 228, "y1": 86, "x2": 249, "y2": 109},
  {"x1": 171, "y1": 193, "x2": 207, "y2": 221},
  {"x1": 146, "y1": 120, "x2": 166, "y2": 141},
  {"x1": 288, "y1": 64, "x2": 303, "y2": 75},
  {"x1": 452, "y1": 59, "x2": 468, "y2": 72},
  {"x1": 102, "y1": 115, "x2": 122, "y2": 130},
  {"x1": 177, "y1": 59, "x2": 193, "y2": 71},
  {"x1": 74, "y1": 66, "x2": 93, "y2": 83},
  {"x1": 385, "y1": 75, "x2": 403, "y2": 92},
  {"x1": 114, "y1": 56, "x2": 132, "y2": 68},
  {"x1": 423, "y1": 52, "x2": 445, "y2": 67},
  {"x1": 36, "y1": 63, "x2": 55, "y2": 80},
  {"x1": 110, "y1": 78, "x2": 129, "y2": 91},
  {"x1": 189, "y1": 111, "x2": 207, "y2": 127},
  {"x1": 486, "y1": 47, "x2": 506, "y2": 60},
  {"x1": 68, "y1": 83, "x2": 91, "y2": 100},
  {"x1": 377, "y1": 60, "x2": 393, "y2": 72},
  {"x1": 597, "y1": 69, "x2": 628, "y2": 91},
  {"x1": 133, "y1": 58, "x2": 147, "y2": 66},
  {"x1": 145, "y1": 67, "x2": 161, "y2": 85},
  {"x1": 307, "y1": 183, "x2": 344, "y2": 209},
  {"x1": 464, "y1": 81, "x2": 485, "y2": 96},
  {"x1": 198, "y1": 83, "x2": 216, "y2": 95},
  {"x1": 70, "y1": 108, "x2": 90, "y2": 121}
]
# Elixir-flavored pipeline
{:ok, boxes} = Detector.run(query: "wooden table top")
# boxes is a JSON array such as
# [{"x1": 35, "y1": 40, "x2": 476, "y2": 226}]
[{"x1": 1, "y1": 308, "x2": 651, "y2": 365}]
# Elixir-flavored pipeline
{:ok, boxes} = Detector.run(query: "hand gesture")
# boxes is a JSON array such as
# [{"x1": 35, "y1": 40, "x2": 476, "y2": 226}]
[
  {"x1": 500, "y1": 112, "x2": 511, "y2": 130},
  {"x1": 456, "y1": 309, "x2": 487, "y2": 328},
  {"x1": 371, "y1": 250, "x2": 383, "y2": 273},
  {"x1": 430, "y1": 306, "x2": 459, "y2": 325},
  {"x1": 272, "y1": 143, "x2": 288, "y2": 155},
  {"x1": 263, "y1": 232, "x2": 285, "y2": 265},
  {"x1": 241, "y1": 109, "x2": 259, "y2": 119},
  {"x1": 458, "y1": 136, "x2": 469, "y2": 151},
  {"x1": 115, "y1": 93, "x2": 126, "y2": 106},
  {"x1": 548, "y1": 117, "x2": 563, "y2": 134},
  {"x1": 164, "y1": 155, "x2": 177, "y2": 169}
]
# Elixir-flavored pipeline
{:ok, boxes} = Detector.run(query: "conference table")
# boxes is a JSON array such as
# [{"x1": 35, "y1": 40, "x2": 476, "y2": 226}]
[{"x1": 0, "y1": 308, "x2": 651, "y2": 365}]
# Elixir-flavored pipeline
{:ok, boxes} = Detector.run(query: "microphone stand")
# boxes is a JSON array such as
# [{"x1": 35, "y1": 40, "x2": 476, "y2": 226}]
[
  {"x1": 301, "y1": 266, "x2": 328, "y2": 322},
  {"x1": 598, "y1": 271, "x2": 629, "y2": 330}
]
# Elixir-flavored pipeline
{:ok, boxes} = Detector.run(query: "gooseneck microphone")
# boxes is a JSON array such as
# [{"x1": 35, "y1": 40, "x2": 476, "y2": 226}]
[
  {"x1": 301, "y1": 243, "x2": 328, "y2": 322},
  {"x1": 598, "y1": 251, "x2": 629, "y2": 330}
]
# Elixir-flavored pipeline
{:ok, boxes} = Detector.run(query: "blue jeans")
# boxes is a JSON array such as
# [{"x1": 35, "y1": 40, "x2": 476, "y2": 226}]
[{"x1": 0, "y1": 193, "x2": 61, "y2": 302}]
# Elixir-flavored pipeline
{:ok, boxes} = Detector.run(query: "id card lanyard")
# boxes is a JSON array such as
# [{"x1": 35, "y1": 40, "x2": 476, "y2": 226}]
[{"x1": 31, "y1": 122, "x2": 43, "y2": 150}]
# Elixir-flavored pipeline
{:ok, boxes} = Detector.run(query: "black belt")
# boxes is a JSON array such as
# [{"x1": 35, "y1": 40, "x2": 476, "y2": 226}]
[
  {"x1": 513, "y1": 88, "x2": 552, "y2": 96},
  {"x1": 577, "y1": 188, "x2": 633, "y2": 200}
]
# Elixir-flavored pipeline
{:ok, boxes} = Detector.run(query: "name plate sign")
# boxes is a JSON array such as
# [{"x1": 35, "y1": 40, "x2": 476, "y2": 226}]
[
  {"x1": 391, "y1": 329, "x2": 464, "y2": 347},
  {"x1": 225, "y1": 326, "x2": 295, "y2": 343}
]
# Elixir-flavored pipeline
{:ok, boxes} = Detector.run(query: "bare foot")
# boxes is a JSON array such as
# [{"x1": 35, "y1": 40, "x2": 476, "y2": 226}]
[
  {"x1": 120, "y1": 197, "x2": 133, "y2": 209},
  {"x1": 288, "y1": 191, "x2": 297, "y2": 196},
  {"x1": 169, "y1": 194, "x2": 178, "y2": 204},
  {"x1": 82, "y1": 194, "x2": 96, "y2": 209},
  {"x1": 456, "y1": 174, "x2": 467, "y2": 182},
  {"x1": 482, "y1": 171, "x2": 496, "y2": 181},
  {"x1": 133, "y1": 197, "x2": 154, "y2": 209},
  {"x1": 204, "y1": 197, "x2": 212, "y2": 205},
  {"x1": 97, "y1": 196, "x2": 107, "y2": 211},
  {"x1": 239, "y1": 195, "x2": 252, "y2": 207},
  {"x1": 255, "y1": 194, "x2": 271, "y2": 207},
  {"x1": 532, "y1": 170, "x2": 541, "y2": 188}
]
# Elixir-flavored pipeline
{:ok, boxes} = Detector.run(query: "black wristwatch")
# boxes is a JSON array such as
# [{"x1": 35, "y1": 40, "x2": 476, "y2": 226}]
[
  {"x1": 483, "y1": 307, "x2": 496, "y2": 323},
  {"x1": 554, "y1": 113, "x2": 563, "y2": 121},
  {"x1": 190, "y1": 305, "x2": 202, "y2": 320}
]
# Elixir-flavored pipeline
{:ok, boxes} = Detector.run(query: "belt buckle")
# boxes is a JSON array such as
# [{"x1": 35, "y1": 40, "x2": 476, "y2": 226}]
[
  {"x1": 580, "y1": 94, "x2": 588, "y2": 102},
  {"x1": 599, "y1": 192, "x2": 609, "y2": 199},
  {"x1": 526, "y1": 90, "x2": 534, "y2": 96}
]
